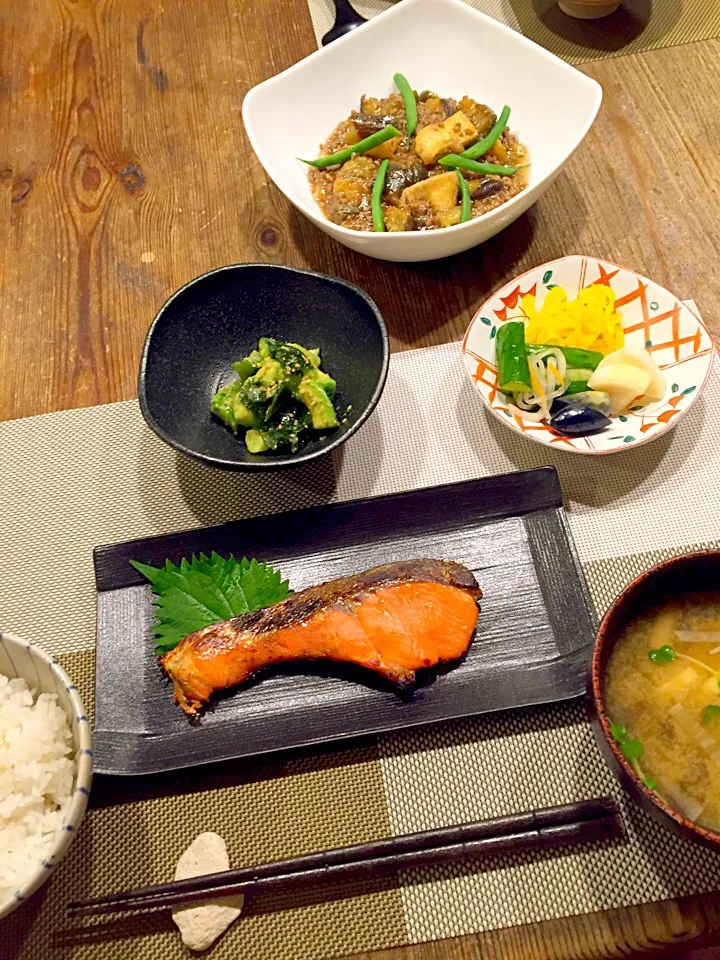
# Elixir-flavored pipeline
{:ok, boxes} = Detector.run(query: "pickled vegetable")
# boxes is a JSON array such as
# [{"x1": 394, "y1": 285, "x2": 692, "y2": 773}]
[
  {"x1": 496, "y1": 321, "x2": 531, "y2": 394},
  {"x1": 527, "y1": 344, "x2": 604, "y2": 371},
  {"x1": 591, "y1": 347, "x2": 666, "y2": 405},
  {"x1": 550, "y1": 404, "x2": 612, "y2": 437},
  {"x1": 564, "y1": 368, "x2": 594, "y2": 395},
  {"x1": 552, "y1": 391, "x2": 612, "y2": 417},
  {"x1": 588, "y1": 363, "x2": 652, "y2": 416},
  {"x1": 523, "y1": 286, "x2": 624, "y2": 355}
]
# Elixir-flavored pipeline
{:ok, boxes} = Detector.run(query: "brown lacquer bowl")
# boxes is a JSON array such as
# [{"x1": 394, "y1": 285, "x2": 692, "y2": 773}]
[{"x1": 589, "y1": 550, "x2": 720, "y2": 851}]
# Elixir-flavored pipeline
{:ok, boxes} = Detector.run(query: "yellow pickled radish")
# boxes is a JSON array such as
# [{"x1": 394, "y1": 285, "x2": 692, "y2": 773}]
[{"x1": 522, "y1": 284, "x2": 624, "y2": 355}]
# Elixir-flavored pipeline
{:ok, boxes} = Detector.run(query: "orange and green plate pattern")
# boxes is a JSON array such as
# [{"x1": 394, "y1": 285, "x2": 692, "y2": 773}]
[{"x1": 462, "y1": 255, "x2": 715, "y2": 455}]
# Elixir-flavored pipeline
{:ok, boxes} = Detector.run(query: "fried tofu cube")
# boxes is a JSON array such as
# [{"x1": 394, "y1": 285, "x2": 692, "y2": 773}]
[
  {"x1": 438, "y1": 205, "x2": 463, "y2": 228},
  {"x1": 366, "y1": 136, "x2": 402, "y2": 160},
  {"x1": 658, "y1": 665, "x2": 700, "y2": 695},
  {"x1": 414, "y1": 111, "x2": 478, "y2": 165},
  {"x1": 383, "y1": 206, "x2": 413, "y2": 232},
  {"x1": 400, "y1": 172, "x2": 458, "y2": 213}
]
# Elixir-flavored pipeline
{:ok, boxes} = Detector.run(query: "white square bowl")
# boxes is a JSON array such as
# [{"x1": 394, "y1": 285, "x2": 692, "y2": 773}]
[{"x1": 242, "y1": 0, "x2": 602, "y2": 263}]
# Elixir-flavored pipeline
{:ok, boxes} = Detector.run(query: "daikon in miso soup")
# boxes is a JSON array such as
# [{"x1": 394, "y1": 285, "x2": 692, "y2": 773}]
[{"x1": 605, "y1": 594, "x2": 720, "y2": 832}]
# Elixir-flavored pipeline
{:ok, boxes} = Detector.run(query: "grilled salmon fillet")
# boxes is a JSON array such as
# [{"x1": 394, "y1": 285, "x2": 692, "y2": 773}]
[{"x1": 161, "y1": 559, "x2": 481, "y2": 715}]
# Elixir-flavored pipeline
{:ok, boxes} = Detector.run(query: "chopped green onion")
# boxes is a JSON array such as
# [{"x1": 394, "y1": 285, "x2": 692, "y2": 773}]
[
  {"x1": 620, "y1": 736, "x2": 644, "y2": 762},
  {"x1": 609, "y1": 719, "x2": 655, "y2": 790},
  {"x1": 648, "y1": 645, "x2": 677, "y2": 665},
  {"x1": 701, "y1": 704, "x2": 720, "y2": 726},
  {"x1": 649, "y1": 644, "x2": 717, "y2": 675},
  {"x1": 610, "y1": 722, "x2": 627, "y2": 743}
]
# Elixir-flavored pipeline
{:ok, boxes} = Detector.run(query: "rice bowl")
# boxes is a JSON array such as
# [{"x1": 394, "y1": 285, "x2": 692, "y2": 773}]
[{"x1": 0, "y1": 632, "x2": 92, "y2": 918}]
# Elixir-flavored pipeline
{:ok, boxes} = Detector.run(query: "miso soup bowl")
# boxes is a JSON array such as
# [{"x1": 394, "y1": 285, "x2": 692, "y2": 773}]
[{"x1": 589, "y1": 550, "x2": 720, "y2": 851}]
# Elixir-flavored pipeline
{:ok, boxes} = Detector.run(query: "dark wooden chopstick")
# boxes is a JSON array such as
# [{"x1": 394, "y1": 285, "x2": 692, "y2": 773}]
[{"x1": 68, "y1": 797, "x2": 621, "y2": 917}]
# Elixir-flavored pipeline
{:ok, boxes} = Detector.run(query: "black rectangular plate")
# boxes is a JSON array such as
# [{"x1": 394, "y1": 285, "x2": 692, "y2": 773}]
[{"x1": 92, "y1": 467, "x2": 596, "y2": 775}]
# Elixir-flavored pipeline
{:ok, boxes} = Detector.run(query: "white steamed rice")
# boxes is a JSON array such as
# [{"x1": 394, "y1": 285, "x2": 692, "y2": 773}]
[{"x1": 0, "y1": 672, "x2": 75, "y2": 901}]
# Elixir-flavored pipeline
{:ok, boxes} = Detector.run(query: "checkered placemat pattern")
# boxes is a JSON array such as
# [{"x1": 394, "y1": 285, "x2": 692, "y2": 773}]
[
  {"x1": 306, "y1": 0, "x2": 720, "y2": 65},
  {"x1": 2, "y1": 310, "x2": 720, "y2": 957}
]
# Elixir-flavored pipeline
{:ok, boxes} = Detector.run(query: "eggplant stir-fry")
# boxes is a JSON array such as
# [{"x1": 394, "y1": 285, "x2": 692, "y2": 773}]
[{"x1": 303, "y1": 73, "x2": 529, "y2": 233}]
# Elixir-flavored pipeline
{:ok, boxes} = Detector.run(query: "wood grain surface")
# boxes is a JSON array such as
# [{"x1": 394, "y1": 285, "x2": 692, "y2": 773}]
[
  {"x1": 1, "y1": 1, "x2": 719, "y2": 423},
  {"x1": 1, "y1": 1, "x2": 719, "y2": 957},
  {"x1": 353, "y1": 893, "x2": 720, "y2": 960}
]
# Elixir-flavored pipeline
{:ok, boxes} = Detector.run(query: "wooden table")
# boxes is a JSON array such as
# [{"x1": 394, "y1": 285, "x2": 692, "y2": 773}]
[{"x1": 2, "y1": 2, "x2": 720, "y2": 957}]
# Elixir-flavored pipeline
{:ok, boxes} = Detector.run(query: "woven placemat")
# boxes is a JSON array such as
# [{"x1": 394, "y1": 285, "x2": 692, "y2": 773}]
[
  {"x1": 307, "y1": 0, "x2": 720, "y2": 65},
  {"x1": 3, "y1": 312, "x2": 720, "y2": 958}
]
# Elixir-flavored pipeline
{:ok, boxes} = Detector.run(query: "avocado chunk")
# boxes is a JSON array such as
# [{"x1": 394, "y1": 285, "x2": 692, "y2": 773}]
[
  {"x1": 210, "y1": 381, "x2": 261, "y2": 432},
  {"x1": 295, "y1": 371, "x2": 339, "y2": 430},
  {"x1": 310, "y1": 367, "x2": 336, "y2": 399}
]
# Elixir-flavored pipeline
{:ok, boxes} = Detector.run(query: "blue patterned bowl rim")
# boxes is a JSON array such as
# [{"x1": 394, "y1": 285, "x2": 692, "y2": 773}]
[{"x1": 0, "y1": 631, "x2": 93, "y2": 919}]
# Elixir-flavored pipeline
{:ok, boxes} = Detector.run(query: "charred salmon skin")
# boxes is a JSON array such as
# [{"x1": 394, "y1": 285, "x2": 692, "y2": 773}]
[{"x1": 161, "y1": 559, "x2": 481, "y2": 715}]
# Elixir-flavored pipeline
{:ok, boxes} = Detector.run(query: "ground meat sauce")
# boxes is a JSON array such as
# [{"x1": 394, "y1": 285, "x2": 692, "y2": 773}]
[{"x1": 309, "y1": 90, "x2": 528, "y2": 233}]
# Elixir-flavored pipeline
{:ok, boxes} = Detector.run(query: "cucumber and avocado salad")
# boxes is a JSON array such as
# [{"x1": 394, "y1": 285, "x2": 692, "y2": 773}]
[
  {"x1": 496, "y1": 321, "x2": 531, "y2": 394},
  {"x1": 211, "y1": 337, "x2": 339, "y2": 454}
]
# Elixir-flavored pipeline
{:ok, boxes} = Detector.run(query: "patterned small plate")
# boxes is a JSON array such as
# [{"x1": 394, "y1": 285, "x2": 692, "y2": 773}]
[
  {"x1": 462, "y1": 255, "x2": 715, "y2": 455},
  {"x1": 0, "y1": 631, "x2": 92, "y2": 919}
]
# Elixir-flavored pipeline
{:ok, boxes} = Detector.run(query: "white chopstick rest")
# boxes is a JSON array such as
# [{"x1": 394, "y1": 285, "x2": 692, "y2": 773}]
[{"x1": 171, "y1": 832, "x2": 244, "y2": 951}]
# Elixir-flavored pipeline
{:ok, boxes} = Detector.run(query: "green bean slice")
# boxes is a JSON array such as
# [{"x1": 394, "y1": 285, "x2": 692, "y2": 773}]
[
  {"x1": 300, "y1": 125, "x2": 401, "y2": 169},
  {"x1": 438, "y1": 154, "x2": 524, "y2": 176},
  {"x1": 393, "y1": 72, "x2": 418, "y2": 138},
  {"x1": 461, "y1": 105, "x2": 511, "y2": 161},
  {"x1": 456, "y1": 171, "x2": 472, "y2": 223},
  {"x1": 372, "y1": 159, "x2": 390, "y2": 232}
]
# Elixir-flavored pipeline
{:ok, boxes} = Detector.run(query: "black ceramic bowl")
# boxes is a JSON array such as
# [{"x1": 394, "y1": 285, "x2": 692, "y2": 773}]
[
  {"x1": 138, "y1": 264, "x2": 389, "y2": 470},
  {"x1": 589, "y1": 550, "x2": 720, "y2": 852}
]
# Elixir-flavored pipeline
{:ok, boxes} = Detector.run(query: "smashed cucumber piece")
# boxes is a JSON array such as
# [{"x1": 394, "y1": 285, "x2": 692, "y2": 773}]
[
  {"x1": 211, "y1": 337, "x2": 340, "y2": 454},
  {"x1": 231, "y1": 359, "x2": 256, "y2": 382},
  {"x1": 563, "y1": 368, "x2": 595, "y2": 396}
]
